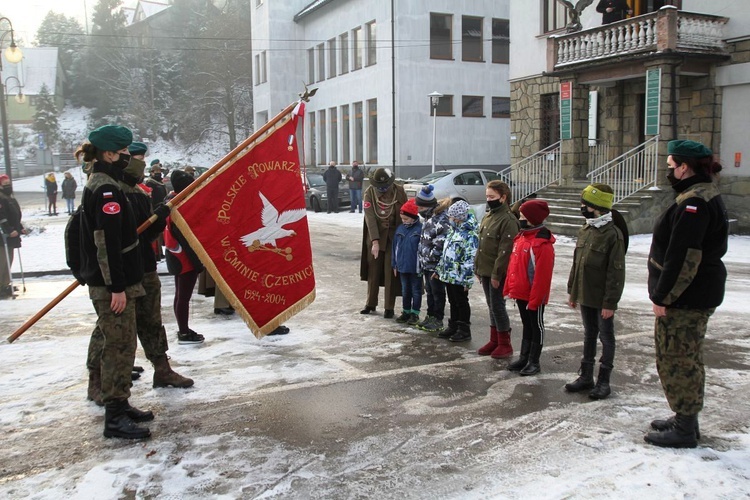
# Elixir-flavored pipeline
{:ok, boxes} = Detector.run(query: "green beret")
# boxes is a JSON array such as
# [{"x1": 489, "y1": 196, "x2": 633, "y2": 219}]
[
  {"x1": 88, "y1": 125, "x2": 133, "y2": 152},
  {"x1": 581, "y1": 183, "x2": 614, "y2": 211},
  {"x1": 128, "y1": 141, "x2": 148, "y2": 155},
  {"x1": 667, "y1": 140, "x2": 712, "y2": 158},
  {"x1": 150, "y1": 159, "x2": 160, "y2": 166}
]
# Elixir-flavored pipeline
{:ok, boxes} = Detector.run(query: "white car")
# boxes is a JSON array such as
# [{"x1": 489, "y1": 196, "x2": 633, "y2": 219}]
[{"x1": 401, "y1": 168, "x2": 507, "y2": 205}]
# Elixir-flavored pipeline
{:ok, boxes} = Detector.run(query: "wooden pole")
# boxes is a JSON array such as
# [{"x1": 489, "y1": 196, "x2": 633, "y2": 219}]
[{"x1": 6, "y1": 100, "x2": 302, "y2": 343}]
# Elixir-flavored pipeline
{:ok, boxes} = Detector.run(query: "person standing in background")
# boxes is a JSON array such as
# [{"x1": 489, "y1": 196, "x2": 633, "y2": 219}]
[
  {"x1": 323, "y1": 161, "x2": 342, "y2": 214},
  {"x1": 596, "y1": 0, "x2": 632, "y2": 24},
  {"x1": 0, "y1": 174, "x2": 25, "y2": 299},
  {"x1": 347, "y1": 161, "x2": 365, "y2": 213},
  {"x1": 45, "y1": 172, "x2": 59, "y2": 216},
  {"x1": 61, "y1": 172, "x2": 78, "y2": 215}
]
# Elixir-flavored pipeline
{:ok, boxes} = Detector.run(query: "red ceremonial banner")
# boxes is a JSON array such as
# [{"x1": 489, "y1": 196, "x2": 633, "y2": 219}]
[{"x1": 171, "y1": 106, "x2": 315, "y2": 337}]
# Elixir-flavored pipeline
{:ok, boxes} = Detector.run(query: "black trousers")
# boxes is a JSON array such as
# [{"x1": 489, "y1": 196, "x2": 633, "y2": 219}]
[
  {"x1": 445, "y1": 282, "x2": 470, "y2": 324},
  {"x1": 515, "y1": 299, "x2": 545, "y2": 346}
]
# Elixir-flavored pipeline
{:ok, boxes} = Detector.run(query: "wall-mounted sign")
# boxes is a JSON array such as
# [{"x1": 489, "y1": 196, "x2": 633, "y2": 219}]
[
  {"x1": 735, "y1": 152, "x2": 741, "y2": 168},
  {"x1": 560, "y1": 81, "x2": 572, "y2": 140},
  {"x1": 645, "y1": 68, "x2": 661, "y2": 136},
  {"x1": 588, "y1": 90, "x2": 598, "y2": 144}
]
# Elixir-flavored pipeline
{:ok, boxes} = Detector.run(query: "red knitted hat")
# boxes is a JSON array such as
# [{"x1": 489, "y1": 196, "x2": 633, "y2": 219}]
[
  {"x1": 520, "y1": 199, "x2": 550, "y2": 226},
  {"x1": 400, "y1": 198, "x2": 419, "y2": 219}
]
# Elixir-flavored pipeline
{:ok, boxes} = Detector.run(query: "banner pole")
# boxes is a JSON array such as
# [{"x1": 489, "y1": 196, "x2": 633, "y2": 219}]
[{"x1": 7, "y1": 97, "x2": 308, "y2": 344}]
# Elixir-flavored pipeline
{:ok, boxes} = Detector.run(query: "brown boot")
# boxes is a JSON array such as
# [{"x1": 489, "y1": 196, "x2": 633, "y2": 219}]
[
  {"x1": 152, "y1": 355, "x2": 194, "y2": 388},
  {"x1": 87, "y1": 369, "x2": 104, "y2": 406}
]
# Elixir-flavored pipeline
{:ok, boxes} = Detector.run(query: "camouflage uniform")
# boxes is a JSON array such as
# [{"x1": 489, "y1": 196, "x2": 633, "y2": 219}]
[
  {"x1": 80, "y1": 164, "x2": 145, "y2": 403},
  {"x1": 648, "y1": 176, "x2": 728, "y2": 415}
]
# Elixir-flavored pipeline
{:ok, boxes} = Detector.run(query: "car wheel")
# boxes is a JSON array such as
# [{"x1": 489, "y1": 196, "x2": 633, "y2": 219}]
[{"x1": 311, "y1": 197, "x2": 322, "y2": 213}]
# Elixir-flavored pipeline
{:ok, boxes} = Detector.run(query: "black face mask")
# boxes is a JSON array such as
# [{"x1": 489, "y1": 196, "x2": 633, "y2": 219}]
[
  {"x1": 581, "y1": 206, "x2": 596, "y2": 218},
  {"x1": 666, "y1": 169, "x2": 680, "y2": 186},
  {"x1": 151, "y1": 173, "x2": 163, "y2": 181},
  {"x1": 113, "y1": 153, "x2": 131, "y2": 170},
  {"x1": 1, "y1": 185, "x2": 12, "y2": 195},
  {"x1": 487, "y1": 199, "x2": 502, "y2": 210},
  {"x1": 519, "y1": 220, "x2": 529, "y2": 229}
]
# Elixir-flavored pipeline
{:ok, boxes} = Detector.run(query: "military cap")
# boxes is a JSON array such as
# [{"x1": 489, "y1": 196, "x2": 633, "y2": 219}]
[
  {"x1": 370, "y1": 167, "x2": 395, "y2": 189},
  {"x1": 150, "y1": 159, "x2": 161, "y2": 166},
  {"x1": 668, "y1": 140, "x2": 712, "y2": 158},
  {"x1": 88, "y1": 125, "x2": 133, "y2": 152},
  {"x1": 128, "y1": 141, "x2": 148, "y2": 155}
]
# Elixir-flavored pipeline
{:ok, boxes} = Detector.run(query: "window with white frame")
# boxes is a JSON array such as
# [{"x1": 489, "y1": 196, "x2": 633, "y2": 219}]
[{"x1": 366, "y1": 20, "x2": 377, "y2": 66}]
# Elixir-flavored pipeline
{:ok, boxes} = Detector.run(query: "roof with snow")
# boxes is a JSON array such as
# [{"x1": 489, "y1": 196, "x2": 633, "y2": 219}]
[
  {"x1": 1, "y1": 47, "x2": 62, "y2": 96},
  {"x1": 294, "y1": 0, "x2": 339, "y2": 23},
  {"x1": 131, "y1": 0, "x2": 172, "y2": 25},
  {"x1": 123, "y1": 7, "x2": 137, "y2": 25}
]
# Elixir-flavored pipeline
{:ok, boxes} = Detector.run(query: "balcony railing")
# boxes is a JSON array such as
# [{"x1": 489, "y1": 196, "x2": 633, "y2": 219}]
[{"x1": 551, "y1": 7, "x2": 728, "y2": 69}]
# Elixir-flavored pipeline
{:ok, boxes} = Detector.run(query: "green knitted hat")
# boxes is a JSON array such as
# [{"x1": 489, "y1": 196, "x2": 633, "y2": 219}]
[
  {"x1": 581, "y1": 183, "x2": 614, "y2": 210},
  {"x1": 88, "y1": 125, "x2": 132, "y2": 152},
  {"x1": 667, "y1": 140, "x2": 712, "y2": 158}
]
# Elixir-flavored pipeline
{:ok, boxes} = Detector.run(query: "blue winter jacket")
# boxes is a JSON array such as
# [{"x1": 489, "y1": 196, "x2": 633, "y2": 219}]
[
  {"x1": 436, "y1": 213, "x2": 479, "y2": 287},
  {"x1": 392, "y1": 220, "x2": 423, "y2": 274}
]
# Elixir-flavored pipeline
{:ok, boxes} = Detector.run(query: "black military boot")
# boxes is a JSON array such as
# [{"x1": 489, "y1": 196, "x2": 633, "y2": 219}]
[
  {"x1": 437, "y1": 320, "x2": 458, "y2": 339},
  {"x1": 651, "y1": 414, "x2": 701, "y2": 440},
  {"x1": 103, "y1": 399, "x2": 151, "y2": 439},
  {"x1": 644, "y1": 413, "x2": 698, "y2": 448},
  {"x1": 519, "y1": 343, "x2": 542, "y2": 376},
  {"x1": 588, "y1": 366, "x2": 612, "y2": 400},
  {"x1": 124, "y1": 400, "x2": 155, "y2": 423},
  {"x1": 507, "y1": 339, "x2": 531, "y2": 371},
  {"x1": 565, "y1": 362, "x2": 595, "y2": 392},
  {"x1": 449, "y1": 321, "x2": 472, "y2": 342}
]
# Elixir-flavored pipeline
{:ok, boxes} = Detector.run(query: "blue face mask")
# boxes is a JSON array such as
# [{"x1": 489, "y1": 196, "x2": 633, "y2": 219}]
[{"x1": 377, "y1": 186, "x2": 389, "y2": 193}]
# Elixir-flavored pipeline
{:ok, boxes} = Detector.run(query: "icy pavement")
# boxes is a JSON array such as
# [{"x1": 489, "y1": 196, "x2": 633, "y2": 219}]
[{"x1": 1, "y1": 201, "x2": 749, "y2": 499}]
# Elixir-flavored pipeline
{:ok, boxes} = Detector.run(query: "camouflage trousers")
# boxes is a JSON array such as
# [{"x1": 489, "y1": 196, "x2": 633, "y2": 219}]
[
  {"x1": 87, "y1": 272, "x2": 168, "y2": 371},
  {"x1": 90, "y1": 296, "x2": 139, "y2": 403},
  {"x1": 654, "y1": 307, "x2": 715, "y2": 415}
]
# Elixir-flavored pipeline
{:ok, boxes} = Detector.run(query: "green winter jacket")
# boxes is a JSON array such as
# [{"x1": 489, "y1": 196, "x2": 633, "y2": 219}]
[
  {"x1": 474, "y1": 202, "x2": 519, "y2": 280},
  {"x1": 567, "y1": 221, "x2": 625, "y2": 310}
]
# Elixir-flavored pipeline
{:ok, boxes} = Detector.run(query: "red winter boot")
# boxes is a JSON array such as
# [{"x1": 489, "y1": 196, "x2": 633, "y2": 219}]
[
  {"x1": 477, "y1": 326, "x2": 499, "y2": 356},
  {"x1": 491, "y1": 329, "x2": 514, "y2": 359}
]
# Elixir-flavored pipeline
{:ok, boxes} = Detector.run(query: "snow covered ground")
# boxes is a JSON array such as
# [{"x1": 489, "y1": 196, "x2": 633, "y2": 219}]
[{"x1": 1, "y1": 187, "x2": 749, "y2": 499}]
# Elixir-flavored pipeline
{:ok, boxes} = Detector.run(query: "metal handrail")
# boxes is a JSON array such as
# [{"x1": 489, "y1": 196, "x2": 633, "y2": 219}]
[
  {"x1": 587, "y1": 136, "x2": 659, "y2": 203},
  {"x1": 501, "y1": 141, "x2": 561, "y2": 204}
]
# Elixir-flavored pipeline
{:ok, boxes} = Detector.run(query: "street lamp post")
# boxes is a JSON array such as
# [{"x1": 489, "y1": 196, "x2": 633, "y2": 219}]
[
  {"x1": 428, "y1": 91, "x2": 443, "y2": 174},
  {"x1": 1, "y1": 17, "x2": 24, "y2": 183}
]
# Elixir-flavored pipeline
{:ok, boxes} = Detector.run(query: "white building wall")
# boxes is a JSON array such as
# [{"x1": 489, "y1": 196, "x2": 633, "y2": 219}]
[{"x1": 253, "y1": 0, "x2": 512, "y2": 175}]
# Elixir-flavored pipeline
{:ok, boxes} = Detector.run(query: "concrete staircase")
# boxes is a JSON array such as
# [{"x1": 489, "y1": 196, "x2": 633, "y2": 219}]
[{"x1": 534, "y1": 183, "x2": 672, "y2": 237}]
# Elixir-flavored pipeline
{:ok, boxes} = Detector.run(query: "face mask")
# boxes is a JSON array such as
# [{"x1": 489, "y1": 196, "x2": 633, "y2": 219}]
[
  {"x1": 151, "y1": 173, "x2": 163, "y2": 181},
  {"x1": 113, "y1": 153, "x2": 131, "y2": 170},
  {"x1": 487, "y1": 199, "x2": 502, "y2": 210},
  {"x1": 1, "y1": 185, "x2": 12, "y2": 195},
  {"x1": 123, "y1": 157, "x2": 147, "y2": 181},
  {"x1": 581, "y1": 206, "x2": 596, "y2": 219},
  {"x1": 519, "y1": 220, "x2": 529, "y2": 229},
  {"x1": 418, "y1": 209, "x2": 431, "y2": 219},
  {"x1": 377, "y1": 186, "x2": 390, "y2": 193},
  {"x1": 666, "y1": 169, "x2": 680, "y2": 186}
]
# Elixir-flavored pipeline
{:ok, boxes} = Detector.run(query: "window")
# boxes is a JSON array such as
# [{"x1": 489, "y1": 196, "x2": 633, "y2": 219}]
[
  {"x1": 341, "y1": 104, "x2": 350, "y2": 164},
  {"x1": 330, "y1": 107, "x2": 338, "y2": 161},
  {"x1": 254, "y1": 54, "x2": 261, "y2": 85},
  {"x1": 353, "y1": 27, "x2": 363, "y2": 70},
  {"x1": 310, "y1": 113, "x2": 317, "y2": 167},
  {"x1": 430, "y1": 13, "x2": 452, "y2": 60},
  {"x1": 544, "y1": 0, "x2": 569, "y2": 33},
  {"x1": 317, "y1": 43, "x2": 325, "y2": 82},
  {"x1": 492, "y1": 19, "x2": 509, "y2": 64},
  {"x1": 328, "y1": 38, "x2": 337, "y2": 78},
  {"x1": 340, "y1": 32, "x2": 349, "y2": 74},
  {"x1": 354, "y1": 101, "x2": 363, "y2": 163},
  {"x1": 366, "y1": 21, "x2": 377, "y2": 66},
  {"x1": 318, "y1": 110, "x2": 327, "y2": 165},
  {"x1": 434, "y1": 94, "x2": 453, "y2": 116},
  {"x1": 541, "y1": 93, "x2": 561, "y2": 148},
  {"x1": 367, "y1": 99, "x2": 377, "y2": 164},
  {"x1": 260, "y1": 51, "x2": 267, "y2": 83},
  {"x1": 454, "y1": 171, "x2": 483, "y2": 186},
  {"x1": 462, "y1": 96, "x2": 484, "y2": 117},
  {"x1": 462, "y1": 16, "x2": 483, "y2": 62},
  {"x1": 308, "y1": 48, "x2": 315, "y2": 83},
  {"x1": 492, "y1": 97, "x2": 510, "y2": 118}
]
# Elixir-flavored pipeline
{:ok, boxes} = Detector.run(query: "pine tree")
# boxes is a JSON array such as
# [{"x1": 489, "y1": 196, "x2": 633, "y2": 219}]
[{"x1": 32, "y1": 84, "x2": 60, "y2": 147}]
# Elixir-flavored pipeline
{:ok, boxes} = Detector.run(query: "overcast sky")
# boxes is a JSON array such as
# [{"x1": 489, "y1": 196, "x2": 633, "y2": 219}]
[{"x1": 2, "y1": 0, "x2": 137, "y2": 44}]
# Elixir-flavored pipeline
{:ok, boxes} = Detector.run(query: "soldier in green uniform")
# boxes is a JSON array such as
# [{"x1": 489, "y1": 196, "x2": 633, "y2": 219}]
[
  {"x1": 74, "y1": 125, "x2": 152, "y2": 440},
  {"x1": 86, "y1": 141, "x2": 193, "y2": 401},
  {"x1": 644, "y1": 140, "x2": 728, "y2": 449},
  {"x1": 359, "y1": 168, "x2": 407, "y2": 318}
]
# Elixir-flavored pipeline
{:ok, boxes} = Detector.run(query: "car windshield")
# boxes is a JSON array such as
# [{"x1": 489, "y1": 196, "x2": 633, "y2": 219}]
[
  {"x1": 307, "y1": 174, "x2": 325, "y2": 187},
  {"x1": 411, "y1": 171, "x2": 451, "y2": 183}
]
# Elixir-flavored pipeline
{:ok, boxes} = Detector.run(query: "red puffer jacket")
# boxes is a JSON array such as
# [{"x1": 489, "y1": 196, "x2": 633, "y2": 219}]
[{"x1": 503, "y1": 226, "x2": 556, "y2": 310}]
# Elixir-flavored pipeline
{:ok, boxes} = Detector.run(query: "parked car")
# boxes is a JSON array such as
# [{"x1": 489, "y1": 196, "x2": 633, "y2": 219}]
[
  {"x1": 304, "y1": 172, "x2": 351, "y2": 212},
  {"x1": 401, "y1": 169, "x2": 506, "y2": 205}
]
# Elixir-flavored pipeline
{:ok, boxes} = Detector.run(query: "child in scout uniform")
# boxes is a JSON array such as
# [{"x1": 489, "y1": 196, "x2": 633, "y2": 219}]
[
  {"x1": 392, "y1": 198, "x2": 423, "y2": 325},
  {"x1": 565, "y1": 184, "x2": 627, "y2": 400}
]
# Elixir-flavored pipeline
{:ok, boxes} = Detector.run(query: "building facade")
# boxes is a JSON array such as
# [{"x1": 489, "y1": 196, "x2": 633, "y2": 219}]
[
  {"x1": 509, "y1": 0, "x2": 750, "y2": 232},
  {"x1": 1, "y1": 47, "x2": 65, "y2": 124},
  {"x1": 252, "y1": 0, "x2": 511, "y2": 179}
]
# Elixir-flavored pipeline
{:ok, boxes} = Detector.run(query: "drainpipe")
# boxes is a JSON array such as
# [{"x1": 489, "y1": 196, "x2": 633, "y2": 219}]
[
  {"x1": 671, "y1": 61, "x2": 678, "y2": 140},
  {"x1": 391, "y1": 0, "x2": 397, "y2": 173}
]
